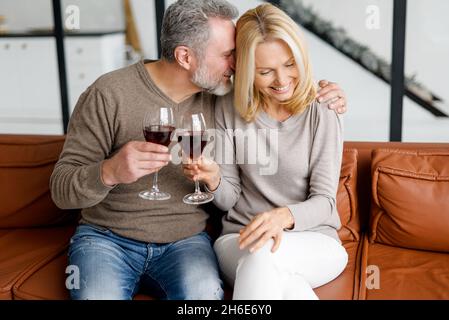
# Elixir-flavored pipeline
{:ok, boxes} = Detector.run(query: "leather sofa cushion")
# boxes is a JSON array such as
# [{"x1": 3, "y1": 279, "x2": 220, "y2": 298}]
[
  {"x1": 13, "y1": 251, "x2": 157, "y2": 300},
  {"x1": 12, "y1": 252, "x2": 70, "y2": 300},
  {"x1": 370, "y1": 149, "x2": 449, "y2": 252},
  {"x1": 337, "y1": 149, "x2": 360, "y2": 242},
  {"x1": 13, "y1": 240, "x2": 361, "y2": 300},
  {"x1": 361, "y1": 242, "x2": 449, "y2": 300},
  {"x1": 0, "y1": 135, "x2": 75, "y2": 228},
  {"x1": 0, "y1": 226, "x2": 75, "y2": 299}
]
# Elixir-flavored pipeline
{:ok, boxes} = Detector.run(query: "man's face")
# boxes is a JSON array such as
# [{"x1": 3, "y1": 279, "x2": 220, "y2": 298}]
[{"x1": 191, "y1": 18, "x2": 235, "y2": 96}]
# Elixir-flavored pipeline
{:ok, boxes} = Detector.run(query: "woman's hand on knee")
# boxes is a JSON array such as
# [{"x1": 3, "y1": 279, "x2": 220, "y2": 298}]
[{"x1": 238, "y1": 207, "x2": 295, "y2": 253}]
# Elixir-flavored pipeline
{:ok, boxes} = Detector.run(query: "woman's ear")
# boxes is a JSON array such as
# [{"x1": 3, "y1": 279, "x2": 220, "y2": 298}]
[{"x1": 174, "y1": 46, "x2": 193, "y2": 71}]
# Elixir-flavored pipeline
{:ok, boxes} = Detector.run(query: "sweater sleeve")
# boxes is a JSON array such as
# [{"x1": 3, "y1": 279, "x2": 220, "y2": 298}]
[
  {"x1": 207, "y1": 94, "x2": 242, "y2": 211},
  {"x1": 50, "y1": 86, "x2": 117, "y2": 209},
  {"x1": 286, "y1": 103, "x2": 344, "y2": 231}
]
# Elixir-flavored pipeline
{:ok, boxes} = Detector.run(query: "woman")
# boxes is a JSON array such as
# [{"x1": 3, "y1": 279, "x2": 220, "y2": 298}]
[{"x1": 184, "y1": 3, "x2": 348, "y2": 300}]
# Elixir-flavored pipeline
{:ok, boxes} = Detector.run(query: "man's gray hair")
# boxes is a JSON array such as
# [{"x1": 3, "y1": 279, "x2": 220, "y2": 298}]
[{"x1": 161, "y1": 0, "x2": 239, "y2": 62}]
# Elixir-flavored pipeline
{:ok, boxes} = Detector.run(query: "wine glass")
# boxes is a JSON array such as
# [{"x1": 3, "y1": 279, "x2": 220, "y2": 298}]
[
  {"x1": 180, "y1": 111, "x2": 214, "y2": 205},
  {"x1": 139, "y1": 107, "x2": 175, "y2": 200}
]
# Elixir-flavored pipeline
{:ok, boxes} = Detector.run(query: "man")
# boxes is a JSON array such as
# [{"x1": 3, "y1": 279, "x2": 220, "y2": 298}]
[{"x1": 50, "y1": 0, "x2": 347, "y2": 300}]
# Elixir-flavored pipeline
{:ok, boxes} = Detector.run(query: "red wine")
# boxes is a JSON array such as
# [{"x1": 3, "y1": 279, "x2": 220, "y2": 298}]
[
  {"x1": 143, "y1": 125, "x2": 175, "y2": 146},
  {"x1": 180, "y1": 131, "x2": 207, "y2": 159}
]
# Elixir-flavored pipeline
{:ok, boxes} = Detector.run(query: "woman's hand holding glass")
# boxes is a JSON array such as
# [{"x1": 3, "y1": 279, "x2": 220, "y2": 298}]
[{"x1": 182, "y1": 157, "x2": 221, "y2": 192}]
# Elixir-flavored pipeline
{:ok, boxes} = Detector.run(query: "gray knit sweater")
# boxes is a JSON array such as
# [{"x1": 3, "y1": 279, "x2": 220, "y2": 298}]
[
  {"x1": 50, "y1": 60, "x2": 216, "y2": 243},
  {"x1": 211, "y1": 95, "x2": 344, "y2": 243}
]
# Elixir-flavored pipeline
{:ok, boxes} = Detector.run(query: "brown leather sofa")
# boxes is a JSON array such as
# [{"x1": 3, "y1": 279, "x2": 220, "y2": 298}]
[{"x1": 1, "y1": 134, "x2": 448, "y2": 300}]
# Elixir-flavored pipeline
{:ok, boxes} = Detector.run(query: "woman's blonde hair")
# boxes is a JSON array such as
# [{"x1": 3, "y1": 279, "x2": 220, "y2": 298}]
[{"x1": 234, "y1": 3, "x2": 317, "y2": 122}]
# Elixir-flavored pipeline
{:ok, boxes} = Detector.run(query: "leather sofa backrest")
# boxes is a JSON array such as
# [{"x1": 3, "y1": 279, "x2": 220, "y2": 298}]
[
  {"x1": 2, "y1": 134, "x2": 447, "y2": 243},
  {"x1": 344, "y1": 141, "x2": 449, "y2": 237},
  {"x1": 370, "y1": 148, "x2": 449, "y2": 252},
  {"x1": 0, "y1": 135, "x2": 76, "y2": 228},
  {"x1": 337, "y1": 148, "x2": 360, "y2": 242}
]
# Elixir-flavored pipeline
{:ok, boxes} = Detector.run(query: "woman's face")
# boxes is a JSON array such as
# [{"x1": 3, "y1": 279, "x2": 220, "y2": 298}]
[{"x1": 254, "y1": 39, "x2": 299, "y2": 105}]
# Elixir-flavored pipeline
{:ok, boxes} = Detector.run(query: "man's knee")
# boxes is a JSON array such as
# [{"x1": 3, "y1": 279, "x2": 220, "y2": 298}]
[{"x1": 180, "y1": 276, "x2": 224, "y2": 300}]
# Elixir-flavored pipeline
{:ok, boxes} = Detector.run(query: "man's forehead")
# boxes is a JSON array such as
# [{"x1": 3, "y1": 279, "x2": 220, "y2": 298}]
[
  {"x1": 208, "y1": 18, "x2": 235, "y2": 39},
  {"x1": 207, "y1": 18, "x2": 235, "y2": 53}
]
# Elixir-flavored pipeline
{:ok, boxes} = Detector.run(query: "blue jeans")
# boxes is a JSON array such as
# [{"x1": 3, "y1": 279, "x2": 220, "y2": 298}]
[{"x1": 68, "y1": 224, "x2": 223, "y2": 300}]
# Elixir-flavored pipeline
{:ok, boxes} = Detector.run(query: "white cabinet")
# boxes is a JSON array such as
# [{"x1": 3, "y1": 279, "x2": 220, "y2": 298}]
[
  {"x1": 0, "y1": 37, "x2": 62, "y2": 134},
  {"x1": 0, "y1": 33, "x2": 126, "y2": 134},
  {"x1": 0, "y1": 40, "x2": 22, "y2": 117},
  {"x1": 65, "y1": 33, "x2": 126, "y2": 114}
]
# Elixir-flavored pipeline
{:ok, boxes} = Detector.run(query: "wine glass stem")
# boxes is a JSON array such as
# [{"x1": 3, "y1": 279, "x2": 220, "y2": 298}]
[
  {"x1": 151, "y1": 171, "x2": 160, "y2": 192},
  {"x1": 194, "y1": 180, "x2": 201, "y2": 194}
]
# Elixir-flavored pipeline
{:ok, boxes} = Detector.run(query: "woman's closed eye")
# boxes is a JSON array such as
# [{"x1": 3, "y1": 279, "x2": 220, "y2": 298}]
[{"x1": 259, "y1": 63, "x2": 295, "y2": 76}]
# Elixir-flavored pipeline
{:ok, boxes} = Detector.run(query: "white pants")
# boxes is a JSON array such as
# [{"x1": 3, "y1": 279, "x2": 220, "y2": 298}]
[{"x1": 214, "y1": 231, "x2": 348, "y2": 300}]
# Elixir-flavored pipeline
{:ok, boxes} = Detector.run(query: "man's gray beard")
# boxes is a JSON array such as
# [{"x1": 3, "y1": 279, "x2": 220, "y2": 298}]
[{"x1": 191, "y1": 64, "x2": 233, "y2": 96}]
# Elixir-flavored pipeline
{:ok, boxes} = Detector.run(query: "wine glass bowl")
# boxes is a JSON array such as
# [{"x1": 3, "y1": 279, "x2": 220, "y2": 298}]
[
  {"x1": 180, "y1": 131, "x2": 207, "y2": 160},
  {"x1": 139, "y1": 107, "x2": 175, "y2": 201},
  {"x1": 143, "y1": 124, "x2": 176, "y2": 147}
]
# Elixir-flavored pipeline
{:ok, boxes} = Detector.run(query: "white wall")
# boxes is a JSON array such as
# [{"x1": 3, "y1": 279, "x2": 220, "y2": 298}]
[
  {"x1": 405, "y1": 0, "x2": 449, "y2": 105},
  {"x1": 301, "y1": 0, "x2": 393, "y2": 61},
  {"x1": 61, "y1": 0, "x2": 125, "y2": 31},
  {"x1": 130, "y1": 0, "x2": 158, "y2": 59},
  {"x1": 0, "y1": 0, "x2": 53, "y2": 31},
  {"x1": 300, "y1": 0, "x2": 449, "y2": 107}
]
